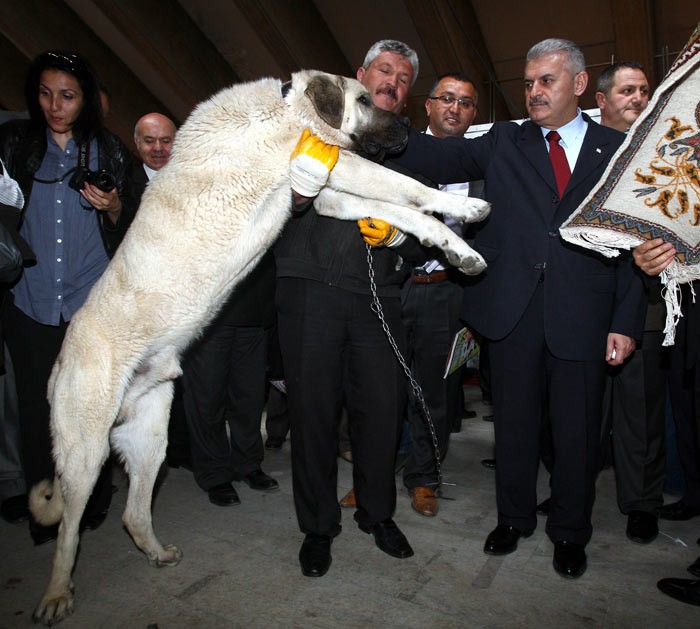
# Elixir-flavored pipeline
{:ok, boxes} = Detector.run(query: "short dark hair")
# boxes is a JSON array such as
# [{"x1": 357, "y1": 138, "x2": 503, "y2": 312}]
[
  {"x1": 429, "y1": 73, "x2": 479, "y2": 104},
  {"x1": 24, "y1": 50, "x2": 104, "y2": 145},
  {"x1": 596, "y1": 61, "x2": 646, "y2": 95}
]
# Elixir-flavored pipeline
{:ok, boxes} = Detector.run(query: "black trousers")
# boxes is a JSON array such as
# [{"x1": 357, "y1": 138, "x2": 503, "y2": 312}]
[
  {"x1": 401, "y1": 277, "x2": 463, "y2": 488},
  {"x1": 3, "y1": 302, "x2": 112, "y2": 517},
  {"x1": 276, "y1": 278, "x2": 405, "y2": 537},
  {"x1": 602, "y1": 330, "x2": 668, "y2": 514},
  {"x1": 668, "y1": 311, "x2": 700, "y2": 506},
  {"x1": 182, "y1": 321, "x2": 267, "y2": 491},
  {"x1": 489, "y1": 284, "x2": 605, "y2": 546}
]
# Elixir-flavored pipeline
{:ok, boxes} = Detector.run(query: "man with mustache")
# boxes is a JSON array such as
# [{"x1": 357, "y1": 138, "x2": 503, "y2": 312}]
[
  {"x1": 276, "y1": 40, "x2": 426, "y2": 577},
  {"x1": 391, "y1": 38, "x2": 646, "y2": 578}
]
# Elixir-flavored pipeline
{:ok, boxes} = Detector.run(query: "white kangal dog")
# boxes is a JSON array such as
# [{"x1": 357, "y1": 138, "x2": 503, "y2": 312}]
[{"x1": 30, "y1": 70, "x2": 489, "y2": 624}]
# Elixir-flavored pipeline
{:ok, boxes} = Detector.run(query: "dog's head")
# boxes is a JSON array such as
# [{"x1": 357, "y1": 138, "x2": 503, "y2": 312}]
[{"x1": 289, "y1": 70, "x2": 409, "y2": 158}]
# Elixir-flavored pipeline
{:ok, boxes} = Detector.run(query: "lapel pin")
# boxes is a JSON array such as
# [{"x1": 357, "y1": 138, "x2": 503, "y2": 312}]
[{"x1": 595, "y1": 148, "x2": 602, "y2": 153}]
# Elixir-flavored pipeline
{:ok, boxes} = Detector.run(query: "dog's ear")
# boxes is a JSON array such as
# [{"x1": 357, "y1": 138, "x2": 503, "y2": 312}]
[{"x1": 304, "y1": 75, "x2": 344, "y2": 129}]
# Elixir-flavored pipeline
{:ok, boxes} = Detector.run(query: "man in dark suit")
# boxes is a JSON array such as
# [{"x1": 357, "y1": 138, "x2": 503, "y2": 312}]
[
  {"x1": 633, "y1": 238, "x2": 700, "y2": 606},
  {"x1": 127, "y1": 113, "x2": 177, "y2": 202},
  {"x1": 393, "y1": 38, "x2": 646, "y2": 578},
  {"x1": 126, "y1": 113, "x2": 190, "y2": 468}
]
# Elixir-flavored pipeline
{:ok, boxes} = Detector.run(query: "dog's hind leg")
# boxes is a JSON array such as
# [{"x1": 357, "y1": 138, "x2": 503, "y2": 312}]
[
  {"x1": 33, "y1": 435, "x2": 110, "y2": 625},
  {"x1": 112, "y1": 378, "x2": 182, "y2": 567}
]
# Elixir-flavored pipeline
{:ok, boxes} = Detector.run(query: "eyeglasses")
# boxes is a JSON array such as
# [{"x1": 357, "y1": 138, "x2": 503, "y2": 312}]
[{"x1": 429, "y1": 94, "x2": 476, "y2": 109}]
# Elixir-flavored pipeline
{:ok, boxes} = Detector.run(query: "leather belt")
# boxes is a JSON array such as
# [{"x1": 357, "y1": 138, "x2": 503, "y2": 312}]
[{"x1": 412, "y1": 270, "x2": 449, "y2": 284}]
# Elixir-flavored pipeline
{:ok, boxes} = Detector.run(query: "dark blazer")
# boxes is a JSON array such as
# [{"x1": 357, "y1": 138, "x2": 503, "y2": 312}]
[
  {"x1": 394, "y1": 114, "x2": 646, "y2": 361},
  {"x1": 126, "y1": 163, "x2": 149, "y2": 210}
]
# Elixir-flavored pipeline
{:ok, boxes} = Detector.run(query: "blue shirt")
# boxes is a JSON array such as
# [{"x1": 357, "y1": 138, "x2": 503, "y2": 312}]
[{"x1": 12, "y1": 130, "x2": 109, "y2": 325}]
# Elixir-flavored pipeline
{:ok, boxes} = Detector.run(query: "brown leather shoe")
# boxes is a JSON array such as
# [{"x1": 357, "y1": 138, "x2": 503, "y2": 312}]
[
  {"x1": 339, "y1": 487, "x2": 356, "y2": 508},
  {"x1": 410, "y1": 486, "x2": 438, "y2": 517}
]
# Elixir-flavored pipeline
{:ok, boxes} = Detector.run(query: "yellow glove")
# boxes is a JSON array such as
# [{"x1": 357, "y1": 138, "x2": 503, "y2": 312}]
[
  {"x1": 357, "y1": 217, "x2": 406, "y2": 248},
  {"x1": 289, "y1": 129, "x2": 339, "y2": 197}
]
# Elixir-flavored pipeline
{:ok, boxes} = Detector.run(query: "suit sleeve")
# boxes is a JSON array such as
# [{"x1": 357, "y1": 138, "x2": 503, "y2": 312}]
[
  {"x1": 392, "y1": 127, "x2": 492, "y2": 185},
  {"x1": 610, "y1": 253, "x2": 647, "y2": 340}
]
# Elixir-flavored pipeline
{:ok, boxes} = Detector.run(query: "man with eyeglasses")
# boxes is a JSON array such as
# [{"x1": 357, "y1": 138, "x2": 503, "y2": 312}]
[{"x1": 400, "y1": 73, "x2": 483, "y2": 518}]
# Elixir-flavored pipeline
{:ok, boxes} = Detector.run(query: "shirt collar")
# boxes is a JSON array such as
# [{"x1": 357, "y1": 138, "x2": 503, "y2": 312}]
[
  {"x1": 143, "y1": 164, "x2": 159, "y2": 180},
  {"x1": 539, "y1": 108, "x2": 586, "y2": 147}
]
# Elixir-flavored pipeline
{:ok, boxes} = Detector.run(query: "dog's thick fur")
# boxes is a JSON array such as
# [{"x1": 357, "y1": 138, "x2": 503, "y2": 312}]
[{"x1": 30, "y1": 70, "x2": 490, "y2": 624}]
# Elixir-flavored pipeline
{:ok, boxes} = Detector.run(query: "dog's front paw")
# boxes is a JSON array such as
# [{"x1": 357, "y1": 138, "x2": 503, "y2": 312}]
[
  {"x1": 34, "y1": 590, "x2": 74, "y2": 626},
  {"x1": 443, "y1": 197, "x2": 491, "y2": 224},
  {"x1": 446, "y1": 250, "x2": 487, "y2": 275}
]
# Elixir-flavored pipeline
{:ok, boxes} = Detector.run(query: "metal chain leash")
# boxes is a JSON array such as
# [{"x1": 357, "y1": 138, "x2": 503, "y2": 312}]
[{"x1": 365, "y1": 244, "x2": 444, "y2": 491}]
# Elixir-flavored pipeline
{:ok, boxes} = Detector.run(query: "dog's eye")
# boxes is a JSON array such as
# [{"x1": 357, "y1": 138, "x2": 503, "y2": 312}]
[{"x1": 358, "y1": 94, "x2": 371, "y2": 107}]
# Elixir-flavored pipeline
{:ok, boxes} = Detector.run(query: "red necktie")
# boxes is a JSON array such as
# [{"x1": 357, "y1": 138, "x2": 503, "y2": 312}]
[{"x1": 546, "y1": 130, "x2": 571, "y2": 198}]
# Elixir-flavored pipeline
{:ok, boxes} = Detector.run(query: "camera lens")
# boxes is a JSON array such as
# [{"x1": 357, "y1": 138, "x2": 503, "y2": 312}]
[{"x1": 89, "y1": 170, "x2": 116, "y2": 192}]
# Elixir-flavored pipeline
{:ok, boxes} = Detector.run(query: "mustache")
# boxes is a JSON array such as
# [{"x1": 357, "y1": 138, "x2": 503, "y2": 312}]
[
  {"x1": 377, "y1": 85, "x2": 397, "y2": 100},
  {"x1": 529, "y1": 97, "x2": 548, "y2": 106}
]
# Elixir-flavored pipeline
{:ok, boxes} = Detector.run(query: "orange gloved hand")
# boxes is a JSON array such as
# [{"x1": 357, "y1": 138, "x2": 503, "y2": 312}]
[
  {"x1": 357, "y1": 217, "x2": 406, "y2": 247},
  {"x1": 289, "y1": 129, "x2": 340, "y2": 197}
]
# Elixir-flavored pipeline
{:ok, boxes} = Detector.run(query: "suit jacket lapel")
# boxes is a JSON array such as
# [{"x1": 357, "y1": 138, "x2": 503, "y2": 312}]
[
  {"x1": 518, "y1": 121, "x2": 559, "y2": 197},
  {"x1": 565, "y1": 118, "x2": 614, "y2": 199}
]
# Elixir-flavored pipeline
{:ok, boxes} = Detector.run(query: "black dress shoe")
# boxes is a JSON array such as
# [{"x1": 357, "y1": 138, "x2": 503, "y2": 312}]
[
  {"x1": 463, "y1": 410, "x2": 477, "y2": 420},
  {"x1": 359, "y1": 518, "x2": 414, "y2": 558},
  {"x1": 658, "y1": 499, "x2": 700, "y2": 521},
  {"x1": 626, "y1": 510, "x2": 658, "y2": 544},
  {"x1": 553, "y1": 541, "x2": 587, "y2": 578},
  {"x1": 207, "y1": 483, "x2": 240, "y2": 506},
  {"x1": 299, "y1": 534, "x2": 332, "y2": 577},
  {"x1": 687, "y1": 557, "x2": 700, "y2": 578},
  {"x1": 481, "y1": 458, "x2": 496, "y2": 470},
  {"x1": 482, "y1": 414, "x2": 495, "y2": 422},
  {"x1": 536, "y1": 497, "x2": 551, "y2": 516},
  {"x1": 265, "y1": 436, "x2": 284, "y2": 450},
  {"x1": 243, "y1": 469, "x2": 279, "y2": 492},
  {"x1": 657, "y1": 577, "x2": 700, "y2": 607},
  {"x1": 484, "y1": 524, "x2": 533, "y2": 555},
  {"x1": 0, "y1": 494, "x2": 29, "y2": 523}
]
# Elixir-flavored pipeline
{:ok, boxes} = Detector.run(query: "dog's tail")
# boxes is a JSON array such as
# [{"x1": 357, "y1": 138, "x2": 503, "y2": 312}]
[{"x1": 29, "y1": 477, "x2": 64, "y2": 526}]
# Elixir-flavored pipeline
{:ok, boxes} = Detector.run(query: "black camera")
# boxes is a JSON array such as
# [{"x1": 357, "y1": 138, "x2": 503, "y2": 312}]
[{"x1": 68, "y1": 167, "x2": 116, "y2": 192}]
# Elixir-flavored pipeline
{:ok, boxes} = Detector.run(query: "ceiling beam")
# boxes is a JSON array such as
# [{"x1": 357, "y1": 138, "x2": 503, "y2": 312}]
[
  {"x1": 92, "y1": 0, "x2": 239, "y2": 108},
  {"x1": 404, "y1": 0, "x2": 514, "y2": 122},
  {"x1": 0, "y1": 0, "x2": 174, "y2": 147},
  {"x1": 610, "y1": 0, "x2": 656, "y2": 86},
  {"x1": 235, "y1": 0, "x2": 352, "y2": 78}
]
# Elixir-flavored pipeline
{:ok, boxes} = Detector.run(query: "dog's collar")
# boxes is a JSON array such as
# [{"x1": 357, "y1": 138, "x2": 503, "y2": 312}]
[{"x1": 281, "y1": 80, "x2": 292, "y2": 99}]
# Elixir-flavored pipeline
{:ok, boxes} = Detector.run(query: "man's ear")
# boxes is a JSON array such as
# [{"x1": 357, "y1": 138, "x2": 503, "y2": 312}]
[
  {"x1": 574, "y1": 70, "x2": 589, "y2": 97},
  {"x1": 304, "y1": 75, "x2": 345, "y2": 129},
  {"x1": 594, "y1": 91, "x2": 606, "y2": 110}
]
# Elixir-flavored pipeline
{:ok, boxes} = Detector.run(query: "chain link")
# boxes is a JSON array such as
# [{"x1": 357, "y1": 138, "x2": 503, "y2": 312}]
[{"x1": 365, "y1": 244, "x2": 443, "y2": 491}]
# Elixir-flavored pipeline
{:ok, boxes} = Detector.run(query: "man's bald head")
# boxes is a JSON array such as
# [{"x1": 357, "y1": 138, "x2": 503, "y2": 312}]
[{"x1": 134, "y1": 113, "x2": 177, "y2": 171}]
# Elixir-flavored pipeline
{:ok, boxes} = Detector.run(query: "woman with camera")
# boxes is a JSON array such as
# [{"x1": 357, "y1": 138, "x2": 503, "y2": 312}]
[{"x1": 0, "y1": 50, "x2": 135, "y2": 544}]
